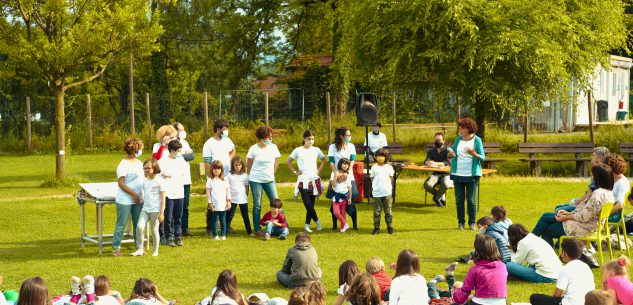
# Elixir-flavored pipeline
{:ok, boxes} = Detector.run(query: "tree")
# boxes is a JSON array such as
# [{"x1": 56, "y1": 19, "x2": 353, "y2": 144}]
[
  {"x1": 0, "y1": 0, "x2": 162, "y2": 180},
  {"x1": 333, "y1": 0, "x2": 628, "y2": 139}
]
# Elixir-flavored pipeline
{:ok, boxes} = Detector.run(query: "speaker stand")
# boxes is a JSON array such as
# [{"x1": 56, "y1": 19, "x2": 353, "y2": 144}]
[{"x1": 364, "y1": 125, "x2": 371, "y2": 204}]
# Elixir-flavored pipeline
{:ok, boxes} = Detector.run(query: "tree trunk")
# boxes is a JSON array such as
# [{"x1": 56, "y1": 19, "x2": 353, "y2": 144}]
[
  {"x1": 55, "y1": 87, "x2": 66, "y2": 180},
  {"x1": 473, "y1": 95, "x2": 486, "y2": 140}
]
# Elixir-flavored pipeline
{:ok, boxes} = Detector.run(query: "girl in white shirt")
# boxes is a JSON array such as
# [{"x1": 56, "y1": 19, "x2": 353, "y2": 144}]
[
  {"x1": 332, "y1": 158, "x2": 353, "y2": 233},
  {"x1": 389, "y1": 249, "x2": 429, "y2": 305},
  {"x1": 226, "y1": 157, "x2": 253, "y2": 236},
  {"x1": 206, "y1": 160, "x2": 232, "y2": 240},
  {"x1": 327, "y1": 127, "x2": 358, "y2": 230},
  {"x1": 94, "y1": 276, "x2": 124, "y2": 305},
  {"x1": 125, "y1": 278, "x2": 169, "y2": 305},
  {"x1": 132, "y1": 159, "x2": 165, "y2": 257},
  {"x1": 200, "y1": 270, "x2": 247, "y2": 305},
  {"x1": 507, "y1": 224, "x2": 561, "y2": 283}
]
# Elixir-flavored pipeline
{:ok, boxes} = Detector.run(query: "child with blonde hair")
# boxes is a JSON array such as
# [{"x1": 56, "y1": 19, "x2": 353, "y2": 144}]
[
  {"x1": 602, "y1": 255, "x2": 632, "y2": 305},
  {"x1": 366, "y1": 257, "x2": 391, "y2": 302},
  {"x1": 584, "y1": 290, "x2": 614, "y2": 305}
]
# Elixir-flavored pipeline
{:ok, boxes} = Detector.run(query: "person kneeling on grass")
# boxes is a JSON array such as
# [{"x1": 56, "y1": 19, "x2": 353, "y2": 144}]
[
  {"x1": 277, "y1": 233, "x2": 322, "y2": 289},
  {"x1": 260, "y1": 199, "x2": 289, "y2": 241},
  {"x1": 530, "y1": 238, "x2": 594, "y2": 305}
]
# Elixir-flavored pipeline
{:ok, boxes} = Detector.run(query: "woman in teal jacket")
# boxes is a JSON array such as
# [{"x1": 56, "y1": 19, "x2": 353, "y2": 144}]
[{"x1": 449, "y1": 118, "x2": 485, "y2": 230}]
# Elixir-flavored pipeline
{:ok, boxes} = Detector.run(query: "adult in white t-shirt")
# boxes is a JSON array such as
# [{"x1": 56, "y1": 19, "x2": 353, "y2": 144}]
[
  {"x1": 448, "y1": 118, "x2": 485, "y2": 230},
  {"x1": 246, "y1": 125, "x2": 281, "y2": 234},
  {"x1": 529, "y1": 238, "x2": 594, "y2": 305},
  {"x1": 327, "y1": 126, "x2": 358, "y2": 230},
  {"x1": 173, "y1": 122, "x2": 194, "y2": 237},
  {"x1": 112, "y1": 137, "x2": 145, "y2": 256},
  {"x1": 363, "y1": 122, "x2": 388, "y2": 162},
  {"x1": 202, "y1": 119, "x2": 236, "y2": 175},
  {"x1": 287, "y1": 130, "x2": 326, "y2": 232}
]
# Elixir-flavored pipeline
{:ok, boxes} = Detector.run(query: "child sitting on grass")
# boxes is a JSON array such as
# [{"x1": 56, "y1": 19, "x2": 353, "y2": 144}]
[
  {"x1": 583, "y1": 290, "x2": 614, "y2": 305},
  {"x1": 259, "y1": 199, "x2": 289, "y2": 241},
  {"x1": 370, "y1": 148, "x2": 395, "y2": 235},
  {"x1": 476, "y1": 216, "x2": 511, "y2": 262},
  {"x1": 345, "y1": 273, "x2": 382, "y2": 305},
  {"x1": 17, "y1": 277, "x2": 51, "y2": 305},
  {"x1": 452, "y1": 235, "x2": 507, "y2": 305},
  {"x1": 491, "y1": 205, "x2": 512, "y2": 238},
  {"x1": 530, "y1": 238, "x2": 594, "y2": 305},
  {"x1": 389, "y1": 249, "x2": 429, "y2": 305},
  {"x1": 94, "y1": 276, "x2": 124, "y2": 305},
  {"x1": 333, "y1": 260, "x2": 360, "y2": 305},
  {"x1": 365, "y1": 257, "x2": 391, "y2": 301},
  {"x1": 602, "y1": 255, "x2": 632, "y2": 305},
  {"x1": 126, "y1": 278, "x2": 170, "y2": 305}
]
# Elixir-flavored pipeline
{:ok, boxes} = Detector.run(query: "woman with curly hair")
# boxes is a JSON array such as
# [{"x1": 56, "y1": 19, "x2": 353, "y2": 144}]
[{"x1": 448, "y1": 118, "x2": 486, "y2": 230}]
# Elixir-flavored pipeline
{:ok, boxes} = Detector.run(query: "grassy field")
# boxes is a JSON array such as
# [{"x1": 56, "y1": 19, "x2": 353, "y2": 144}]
[{"x1": 0, "y1": 152, "x2": 631, "y2": 304}]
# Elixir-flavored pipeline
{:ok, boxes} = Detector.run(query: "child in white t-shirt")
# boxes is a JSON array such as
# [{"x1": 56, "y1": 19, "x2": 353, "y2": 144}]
[
  {"x1": 226, "y1": 156, "x2": 253, "y2": 236},
  {"x1": 132, "y1": 159, "x2": 166, "y2": 257},
  {"x1": 370, "y1": 148, "x2": 395, "y2": 235},
  {"x1": 206, "y1": 160, "x2": 232, "y2": 240},
  {"x1": 529, "y1": 238, "x2": 594, "y2": 305},
  {"x1": 158, "y1": 140, "x2": 187, "y2": 247},
  {"x1": 94, "y1": 276, "x2": 124, "y2": 305},
  {"x1": 331, "y1": 158, "x2": 352, "y2": 233}
]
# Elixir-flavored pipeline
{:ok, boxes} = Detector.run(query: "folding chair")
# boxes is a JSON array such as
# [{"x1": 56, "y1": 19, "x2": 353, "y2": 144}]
[
  {"x1": 608, "y1": 191, "x2": 631, "y2": 257},
  {"x1": 560, "y1": 202, "x2": 614, "y2": 265}
]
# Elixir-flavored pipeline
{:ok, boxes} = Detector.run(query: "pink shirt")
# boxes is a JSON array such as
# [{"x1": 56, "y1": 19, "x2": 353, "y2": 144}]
[{"x1": 607, "y1": 276, "x2": 633, "y2": 305}]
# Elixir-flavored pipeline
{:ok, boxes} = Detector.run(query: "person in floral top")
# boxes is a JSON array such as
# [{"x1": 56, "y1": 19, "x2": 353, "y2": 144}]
[{"x1": 532, "y1": 163, "x2": 614, "y2": 246}]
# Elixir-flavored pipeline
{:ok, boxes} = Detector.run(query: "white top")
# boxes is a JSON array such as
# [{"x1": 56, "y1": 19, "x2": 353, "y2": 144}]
[
  {"x1": 158, "y1": 156, "x2": 186, "y2": 199},
  {"x1": 289, "y1": 146, "x2": 325, "y2": 177},
  {"x1": 455, "y1": 138, "x2": 475, "y2": 176},
  {"x1": 0, "y1": 291, "x2": 7, "y2": 305},
  {"x1": 151, "y1": 143, "x2": 170, "y2": 160},
  {"x1": 247, "y1": 143, "x2": 281, "y2": 183},
  {"x1": 557, "y1": 260, "x2": 595, "y2": 305},
  {"x1": 389, "y1": 274, "x2": 429, "y2": 305},
  {"x1": 327, "y1": 143, "x2": 357, "y2": 181},
  {"x1": 202, "y1": 137, "x2": 235, "y2": 173},
  {"x1": 126, "y1": 298, "x2": 161, "y2": 305},
  {"x1": 511, "y1": 233, "x2": 562, "y2": 279},
  {"x1": 180, "y1": 139, "x2": 193, "y2": 185},
  {"x1": 142, "y1": 177, "x2": 165, "y2": 213},
  {"x1": 613, "y1": 176, "x2": 630, "y2": 203},
  {"x1": 227, "y1": 173, "x2": 249, "y2": 204},
  {"x1": 205, "y1": 287, "x2": 243, "y2": 305},
  {"x1": 472, "y1": 297, "x2": 506, "y2": 305},
  {"x1": 95, "y1": 295, "x2": 121, "y2": 305},
  {"x1": 115, "y1": 159, "x2": 145, "y2": 205},
  {"x1": 332, "y1": 173, "x2": 352, "y2": 195},
  {"x1": 370, "y1": 163, "x2": 394, "y2": 197},
  {"x1": 364, "y1": 132, "x2": 388, "y2": 153},
  {"x1": 206, "y1": 178, "x2": 231, "y2": 211}
]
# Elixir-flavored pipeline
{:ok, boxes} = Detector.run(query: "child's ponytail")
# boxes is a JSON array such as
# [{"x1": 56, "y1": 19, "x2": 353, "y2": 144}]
[{"x1": 604, "y1": 255, "x2": 630, "y2": 276}]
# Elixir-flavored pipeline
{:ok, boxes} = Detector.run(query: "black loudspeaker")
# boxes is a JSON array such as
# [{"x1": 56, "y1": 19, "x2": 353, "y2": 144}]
[{"x1": 356, "y1": 92, "x2": 378, "y2": 126}]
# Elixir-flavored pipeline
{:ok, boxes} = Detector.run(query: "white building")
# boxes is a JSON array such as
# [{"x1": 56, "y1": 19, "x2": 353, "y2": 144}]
[{"x1": 531, "y1": 55, "x2": 631, "y2": 132}]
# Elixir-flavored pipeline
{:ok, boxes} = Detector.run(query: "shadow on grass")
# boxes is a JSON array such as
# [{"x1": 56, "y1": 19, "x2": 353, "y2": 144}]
[{"x1": 0, "y1": 237, "x2": 117, "y2": 262}]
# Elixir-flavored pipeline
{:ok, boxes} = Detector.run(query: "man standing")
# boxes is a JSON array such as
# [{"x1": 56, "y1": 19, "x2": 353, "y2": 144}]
[
  {"x1": 277, "y1": 232, "x2": 322, "y2": 288},
  {"x1": 202, "y1": 119, "x2": 236, "y2": 176},
  {"x1": 363, "y1": 122, "x2": 388, "y2": 163},
  {"x1": 424, "y1": 132, "x2": 452, "y2": 207}
]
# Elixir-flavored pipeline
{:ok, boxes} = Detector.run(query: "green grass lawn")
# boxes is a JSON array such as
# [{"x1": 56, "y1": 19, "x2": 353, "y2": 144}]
[{"x1": 0, "y1": 153, "x2": 630, "y2": 304}]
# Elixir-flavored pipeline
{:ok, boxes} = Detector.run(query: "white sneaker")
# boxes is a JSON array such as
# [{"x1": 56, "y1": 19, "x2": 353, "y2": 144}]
[
  {"x1": 341, "y1": 224, "x2": 350, "y2": 233},
  {"x1": 214, "y1": 236, "x2": 220, "y2": 240},
  {"x1": 152, "y1": 252, "x2": 159, "y2": 257},
  {"x1": 304, "y1": 224, "x2": 313, "y2": 233},
  {"x1": 221, "y1": 236, "x2": 226, "y2": 240},
  {"x1": 70, "y1": 276, "x2": 81, "y2": 295},
  {"x1": 131, "y1": 249, "x2": 144, "y2": 256},
  {"x1": 81, "y1": 275, "x2": 95, "y2": 295},
  {"x1": 316, "y1": 220, "x2": 322, "y2": 231}
]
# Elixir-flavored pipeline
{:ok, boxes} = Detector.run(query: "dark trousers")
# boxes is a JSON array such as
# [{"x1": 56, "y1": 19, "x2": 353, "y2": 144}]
[
  {"x1": 182, "y1": 184, "x2": 191, "y2": 232},
  {"x1": 331, "y1": 202, "x2": 357, "y2": 229},
  {"x1": 164, "y1": 197, "x2": 184, "y2": 238},
  {"x1": 529, "y1": 294, "x2": 562, "y2": 305},
  {"x1": 452, "y1": 175, "x2": 478, "y2": 225},
  {"x1": 226, "y1": 203, "x2": 252, "y2": 234},
  {"x1": 299, "y1": 189, "x2": 319, "y2": 225},
  {"x1": 532, "y1": 212, "x2": 566, "y2": 246},
  {"x1": 211, "y1": 210, "x2": 227, "y2": 237},
  {"x1": 428, "y1": 275, "x2": 455, "y2": 299}
]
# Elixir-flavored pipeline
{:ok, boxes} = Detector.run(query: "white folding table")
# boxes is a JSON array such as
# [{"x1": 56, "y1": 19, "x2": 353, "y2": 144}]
[{"x1": 77, "y1": 182, "x2": 148, "y2": 254}]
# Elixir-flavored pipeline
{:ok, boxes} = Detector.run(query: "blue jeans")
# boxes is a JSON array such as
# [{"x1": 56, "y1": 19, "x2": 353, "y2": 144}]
[
  {"x1": 250, "y1": 181, "x2": 278, "y2": 232},
  {"x1": 182, "y1": 184, "x2": 191, "y2": 232},
  {"x1": 505, "y1": 262, "x2": 556, "y2": 283},
  {"x1": 164, "y1": 198, "x2": 184, "y2": 239},
  {"x1": 211, "y1": 211, "x2": 227, "y2": 237},
  {"x1": 112, "y1": 203, "x2": 142, "y2": 250},
  {"x1": 532, "y1": 212, "x2": 566, "y2": 246},
  {"x1": 266, "y1": 222, "x2": 289, "y2": 237},
  {"x1": 452, "y1": 175, "x2": 479, "y2": 225}
]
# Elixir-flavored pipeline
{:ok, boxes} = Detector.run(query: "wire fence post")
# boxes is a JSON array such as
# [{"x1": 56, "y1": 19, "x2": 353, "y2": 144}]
[
  {"x1": 326, "y1": 91, "x2": 332, "y2": 145},
  {"x1": 203, "y1": 91, "x2": 209, "y2": 138},
  {"x1": 86, "y1": 94, "x2": 93, "y2": 147},
  {"x1": 301, "y1": 91, "x2": 305, "y2": 121},
  {"x1": 129, "y1": 55, "x2": 135, "y2": 135},
  {"x1": 218, "y1": 91, "x2": 222, "y2": 117},
  {"x1": 145, "y1": 93, "x2": 151, "y2": 147},
  {"x1": 392, "y1": 94, "x2": 396, "y2": 142},
  {"x1": 26, "y1": 96, "x2": 32, "y2": 151},
  {"x1": 265, "y1": 91, "x2": 269, "y2": 126}
]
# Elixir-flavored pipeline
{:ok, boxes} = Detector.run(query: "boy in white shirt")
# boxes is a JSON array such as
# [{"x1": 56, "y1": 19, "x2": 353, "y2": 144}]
[
  {"x1": 370, "y1": 148, "x2": 395, "y2": 235},
  {"x1": 529, "y1": 238, "x2": 594, "y2": 305},
  {"x1": 158, "y1": 140, "x2": 187, "y2": 247}
]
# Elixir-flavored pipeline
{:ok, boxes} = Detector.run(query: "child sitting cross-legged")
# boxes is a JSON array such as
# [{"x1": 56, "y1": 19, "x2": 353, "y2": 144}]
[
  {"x1": 365, "y1": 257, "x2": 391, "y2": 302},
  {"x1": 490, "y1": 205, "x2": 512, "y2": 237},
  {"x1": 452, "y1": 235, "x2": 507, "y2": 305},
  {"x1": 259, "y1": 199, "x2": 289, "y2": 241},
  {"x1": 530, "y1": 238, "x2": 594, "y2": 305},
  {"x1": 601, "y1": 255, "x2": 633, "y2": 305},
  {"x1": 332, "y1": 260, "x2": 361, "y2": 305}
]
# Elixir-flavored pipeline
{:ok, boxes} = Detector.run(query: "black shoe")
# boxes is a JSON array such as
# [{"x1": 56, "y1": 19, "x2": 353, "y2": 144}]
[
  {"x1": 440, "y1": 199, "x2": 446, "y2": 207},
  {"x1": 372, "y1": 228, "x2": 380, "y2": 235},
  {"x1": 182, "y1": 231, "x2": 194, "y2": 237},
  {"x1": 175, "y1": 238, "x2": 183, "y2": 247},
  {"x1": 387, "y1": 227, "x2": 394, "y2": 234},
  {"x1": 278, "y1": 235, "x2": 286, "y2": 240},
  {"x1": 433, "y1": 197, "x2": 442, "y2": 207},
  {"x1": 458, "y1": 255, "x2": 471, "y2": 263},
  {"x1": 580, "y1": 253, "x2": 600, "y2": 268},
  {"x1": 227, "y1": 227, "x2": 235, "y2": 234},
  {"x1": 353, "y1": 225, "x2": 359, "y2": 230}
]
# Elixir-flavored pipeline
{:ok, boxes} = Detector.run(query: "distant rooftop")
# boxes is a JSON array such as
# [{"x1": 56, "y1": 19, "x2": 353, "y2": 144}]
[{"x1": 287, "y1": 55, "x2": 333, "y2": 68}]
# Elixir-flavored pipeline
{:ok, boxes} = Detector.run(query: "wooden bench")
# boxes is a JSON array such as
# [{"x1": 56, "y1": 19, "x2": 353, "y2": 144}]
[
  {"x1": 354, "y1": 142, "x2": 408, "y2": 163},
  {"x1": 619, "y1": 143, "x2": 633, "y2": 177},
  {"x1": 518, "y1": 142, "x2": 593, "y2": 176},
  {"x1": 424, "y1": 142, "x2": 506, "y2": 169}
]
